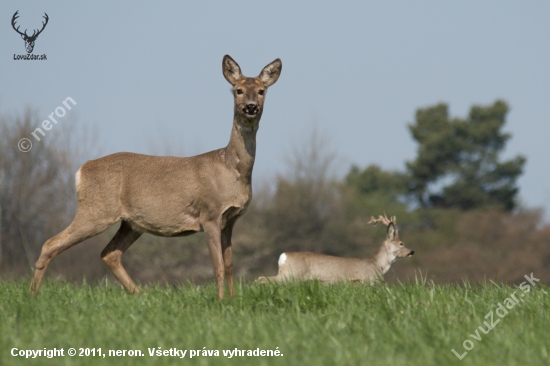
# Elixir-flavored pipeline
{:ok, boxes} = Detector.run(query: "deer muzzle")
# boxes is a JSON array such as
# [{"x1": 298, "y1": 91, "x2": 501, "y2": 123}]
[{"x1": 244, "y1": 104, "x2": 258, "y2": 115}]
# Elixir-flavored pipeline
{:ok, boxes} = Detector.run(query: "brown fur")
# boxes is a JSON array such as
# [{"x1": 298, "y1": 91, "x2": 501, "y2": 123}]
[
  {"x1": 30, "y1": 55, "x2": 282, "y2": 299},
  {"x1": 257, "y1": 217, "x2": 414, "y2": 284}
]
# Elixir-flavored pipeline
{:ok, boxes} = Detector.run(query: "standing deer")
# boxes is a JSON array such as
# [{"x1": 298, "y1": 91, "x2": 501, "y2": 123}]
[
  {"x1": 257, "y1": 214, "x2": 414, "y2": 284},
  {"x1": 30, "y1": 55, "x2": 282, "y2": 300}
]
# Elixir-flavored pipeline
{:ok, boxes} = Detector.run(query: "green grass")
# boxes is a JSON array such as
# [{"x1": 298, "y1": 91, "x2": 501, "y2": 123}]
[{"x1": 0, "y1": 279, "x2": 548, "y2": 365}]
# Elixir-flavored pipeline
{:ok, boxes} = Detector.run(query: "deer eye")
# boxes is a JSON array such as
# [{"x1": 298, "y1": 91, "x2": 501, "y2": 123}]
[
  {"x1": 236, "y1": 89, "x2": 243, "y2": 95},
  {"x1": 258, "y1": 90, "x2": 265, "y2": 95},
  {"x1": 400, "y1": 242, "x2": 404, "y2": 246}
]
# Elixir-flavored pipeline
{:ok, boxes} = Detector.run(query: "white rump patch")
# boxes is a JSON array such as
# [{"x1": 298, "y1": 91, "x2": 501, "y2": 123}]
[
  {"x1": 278, "y1": 253, "x2": 286, "y2": 267},
  {"x1": 75, "y1": 168, "x2": 82, "y2": 192}
]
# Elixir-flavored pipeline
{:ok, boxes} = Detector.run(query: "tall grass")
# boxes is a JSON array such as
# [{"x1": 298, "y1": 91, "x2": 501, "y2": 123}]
[{"x1": 0, "y1": 280, "x2": 548, "y2": 365}]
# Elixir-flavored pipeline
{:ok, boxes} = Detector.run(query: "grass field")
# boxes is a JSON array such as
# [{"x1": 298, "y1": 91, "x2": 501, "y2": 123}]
[{"x1": 0, "y1": 278, "x2": 548, "y2": 366}]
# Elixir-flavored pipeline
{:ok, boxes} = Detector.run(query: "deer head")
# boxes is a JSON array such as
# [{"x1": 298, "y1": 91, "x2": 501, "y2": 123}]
[
  {"x1": 12, "y1": 11, "x2": 49, "y2": 54},
  {"x1": 369, "y1": 214, "x2": 414, "y2": 259},
  {"x1": 222, "y1": 55, "x2": 282, "y2": 128}
]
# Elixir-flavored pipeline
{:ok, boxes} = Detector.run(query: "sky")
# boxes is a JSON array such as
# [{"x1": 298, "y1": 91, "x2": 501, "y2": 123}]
[{"x1": 1, "y1": 1, "x2": 549, "y2": 216}]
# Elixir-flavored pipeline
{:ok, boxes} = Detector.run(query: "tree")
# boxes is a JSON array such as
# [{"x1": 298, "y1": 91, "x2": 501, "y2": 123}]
[
  {"x1": 0, "y1": 108, "x2": 99, "y2": 274},
  {"x1": 346, "y1": 164, "x2": 408, "y2": 197},
  {"x1": 264, "y1": 128, "x2": 341, "y2": 253},
  {"x1": 406, "y1": 100, "x2": 525, "y2": 211}
]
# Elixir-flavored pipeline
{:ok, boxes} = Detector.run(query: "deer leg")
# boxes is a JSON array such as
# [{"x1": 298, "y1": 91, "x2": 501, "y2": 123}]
[
  {"x1": 221, "y1": 222, "x2": 235, "y2": 298},
  {"x1": 255, "y1": 276, "x2": 269, "y2": 284},
  {"x1": 30, "y1": 213, "x2": 116, "y2": 295},
  {"x1": 101, "y1": 221, "x2": 142, "y2": 294},
  {"x1": 256, "y1": 274, "x2": 284, "y2": 284},
  {"x1": 204, "y1": 222, "x2": 224, "y2": 300}
]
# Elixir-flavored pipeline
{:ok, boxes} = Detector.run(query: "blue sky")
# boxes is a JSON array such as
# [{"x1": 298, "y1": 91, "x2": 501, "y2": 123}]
[{"x1": 1, "y1": 1, "x2": 549, "y2": 215}]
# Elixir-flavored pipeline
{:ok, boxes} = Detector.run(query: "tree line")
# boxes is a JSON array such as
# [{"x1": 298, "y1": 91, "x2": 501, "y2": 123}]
[{"x1": 1, "y1": 101, "x2": 548, "y2": 285}]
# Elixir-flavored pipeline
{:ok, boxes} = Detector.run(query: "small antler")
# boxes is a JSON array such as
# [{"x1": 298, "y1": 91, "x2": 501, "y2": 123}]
[
  {"x1": 32, "y1": 13, "x2": 49, "y2": 39},
  {"x1": 368, "y1": 212, "x2": 396, "y2": 227},
  {"x1": 11, "y1": 11, "x2": 26, "y2": 37}
]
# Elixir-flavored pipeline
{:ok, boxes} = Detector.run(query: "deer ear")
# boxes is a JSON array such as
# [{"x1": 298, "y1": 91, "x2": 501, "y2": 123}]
[
  {"x1": 222, "y1": 55, "x2": 242, "y2": 85},
  {"x1": 387, "y1": 223, "x2": 397, "y2": 240},
  {"x1": 259, "y1": 58, "x2": 282, "y2": 87}
]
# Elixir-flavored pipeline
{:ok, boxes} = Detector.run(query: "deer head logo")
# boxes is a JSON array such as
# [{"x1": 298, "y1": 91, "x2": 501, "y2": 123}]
[{"x1": 12, "y1": 11, "x2": 49, "y2": 54}]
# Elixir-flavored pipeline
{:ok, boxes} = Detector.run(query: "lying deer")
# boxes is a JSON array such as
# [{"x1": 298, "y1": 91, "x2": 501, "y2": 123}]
[
  {"x1": 29, "y1": 55, "x2": 282, "y2": 300},
  {"x1": 257, "y1": 214, "x2": 414, "y2": 284}
]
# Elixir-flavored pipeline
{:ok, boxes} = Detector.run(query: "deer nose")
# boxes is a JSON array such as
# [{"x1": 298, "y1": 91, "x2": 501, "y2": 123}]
[
  {"x1": 245, "y1": 104, "x2": 258, "y2": 114},
  {"x1": 409, "y1": 251, "x2": 415, "y2": 256}
]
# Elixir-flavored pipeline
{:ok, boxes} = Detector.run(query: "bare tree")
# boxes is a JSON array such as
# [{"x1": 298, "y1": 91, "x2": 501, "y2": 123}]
[
  {"x1": 263, "y1": 127, "x2": 344, "y2": 254},
  {"x1": 0, "y1": 108, "x2": 99, "y2": 276}
]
